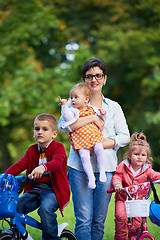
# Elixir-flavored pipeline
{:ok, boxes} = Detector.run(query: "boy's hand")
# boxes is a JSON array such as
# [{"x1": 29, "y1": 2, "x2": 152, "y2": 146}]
[
  {"x1": 114, "y1": 183, "x2": 123, "y2": 192},
  {"x1": 58, "y1": 96, "x2": 67, "y2": 106},
  {"x1": 30, "y1": 165, "x2": 45, "y2": 180}
]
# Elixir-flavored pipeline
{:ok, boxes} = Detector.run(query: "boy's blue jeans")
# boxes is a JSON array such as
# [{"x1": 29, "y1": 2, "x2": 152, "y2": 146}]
[
  {"x1": 68, "y1": 167, "x2": 113, "y2": 240},
  {"x1": 17, "y1": 189, "x2": 60, "y2": 240}
]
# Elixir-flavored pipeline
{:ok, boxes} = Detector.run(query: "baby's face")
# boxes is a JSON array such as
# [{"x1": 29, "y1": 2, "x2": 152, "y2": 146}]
[{"x1": 70, "y1": 89, "x2": 89, "y2": 110}]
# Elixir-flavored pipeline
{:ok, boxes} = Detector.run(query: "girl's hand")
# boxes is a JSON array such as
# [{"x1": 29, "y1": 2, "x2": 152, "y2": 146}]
[
  {"x1": 114, "y1": 183, "x2": 123, "y2": 192},
  {"x1": 99, "y1": 108, "x2": 106, "y2": 116},
  {"x1": 30, "y1": 165, "x2": 45, "y2": 180},
  {"x1": 58, "y1": 96, "x2": 68, "y2": 106}
]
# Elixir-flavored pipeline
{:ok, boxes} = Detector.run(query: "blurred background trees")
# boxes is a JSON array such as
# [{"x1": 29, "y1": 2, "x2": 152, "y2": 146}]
[{"x1": 0, "y1": 0, "x2": 160, "y2": 171}]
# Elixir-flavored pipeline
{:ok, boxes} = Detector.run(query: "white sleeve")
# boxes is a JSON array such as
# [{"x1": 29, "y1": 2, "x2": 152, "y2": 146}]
[
  {"x1": 61, "y1": 105, "x2": 75, "y2": 122},
  {"x1": 59, "y1": 105, "x2": 79, "y2": 130}
]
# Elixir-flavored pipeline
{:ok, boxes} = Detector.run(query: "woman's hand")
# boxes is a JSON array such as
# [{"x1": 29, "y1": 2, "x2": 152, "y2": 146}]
[
  {"x1": 103, "y1": 138, "x2": 115, "y2": 149},
  {"x1": 93, "y1": 115, "x2": 104, "y2": 131},
  {"x1": 70, "y1": 115, "x2": 104, "y2": 131},
  {"x1": 69, "y1": 115, "x2": 104, "y2": 131}
]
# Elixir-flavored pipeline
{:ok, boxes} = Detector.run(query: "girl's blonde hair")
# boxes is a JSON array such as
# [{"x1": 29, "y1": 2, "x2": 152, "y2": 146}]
[
  {"x1": 70, "y1": 83, "x2": 91, "y2": 99},
  {"x1": 127, "y1": 132, "x2": 153, "y2": 164}
]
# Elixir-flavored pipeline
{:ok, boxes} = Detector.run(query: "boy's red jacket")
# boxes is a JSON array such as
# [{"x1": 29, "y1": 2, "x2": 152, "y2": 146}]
[{"x1": 5, "y1": 140, "x2": 70, "y2": 215}]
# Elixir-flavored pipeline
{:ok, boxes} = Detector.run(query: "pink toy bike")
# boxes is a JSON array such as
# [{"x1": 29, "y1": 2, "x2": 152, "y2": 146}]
[{"x1": 108, "y1": 179, "x2": 160, "y2": 240}]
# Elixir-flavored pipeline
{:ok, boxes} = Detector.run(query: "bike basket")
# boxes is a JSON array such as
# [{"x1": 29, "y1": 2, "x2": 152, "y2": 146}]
[
  {"x1": 149, "y1": 200, "x2": 160, "y2": 227},
  {"x1": 0, "y1": 190, "x2": 18, "y2": 218},
  {"x1": 0, "y1": 174, "x2": 19, "y2": 192},
  {"x1": 125, "y1": 199, "x2": 151, "y2": 218},
  {"x1": 0, "y1": 174, "x2": 19, "y2": 218}
]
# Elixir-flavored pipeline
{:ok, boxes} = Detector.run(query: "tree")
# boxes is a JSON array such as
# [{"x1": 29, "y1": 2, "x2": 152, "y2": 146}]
[
  {"x1": 0, "y1": 0, "x2": 160, "y2": 171},
  {"x1": 0, "y1": 0, "x2": 63, "y2": 170},
  {"x1": 53, "y1": 0, "x2": 160, "y2": 167}
]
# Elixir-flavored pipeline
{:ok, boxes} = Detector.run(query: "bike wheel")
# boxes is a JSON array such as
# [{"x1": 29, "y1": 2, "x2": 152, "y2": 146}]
[
  {"x1": 60, "y1": 229, "x2": 77, "y2": 240},
  {"x1": 0, "y1": 233, "x2": 13, "y2": 239}
]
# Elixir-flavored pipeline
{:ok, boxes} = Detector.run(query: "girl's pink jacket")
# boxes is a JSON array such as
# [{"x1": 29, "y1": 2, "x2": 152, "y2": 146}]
[
  {"x1": 4, "y1": 140, "x2": 70, "y2": 216},
  {"x1": 112, "y1": 159, "x2": 160, "y2": 201}
]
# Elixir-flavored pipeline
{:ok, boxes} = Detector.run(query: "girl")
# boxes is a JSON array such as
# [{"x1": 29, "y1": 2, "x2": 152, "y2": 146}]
[
  {"x1": 59, "y1": 83, "x2": 106, "y2": 189},
  {"x1": 112, "y1": 132, "x2": 160, "y2": 240}
]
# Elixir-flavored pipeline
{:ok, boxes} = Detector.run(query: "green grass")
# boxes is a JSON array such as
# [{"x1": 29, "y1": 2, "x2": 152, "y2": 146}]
[{"x1": 26, "y1": 186, "x2": 160, "y2": 239}]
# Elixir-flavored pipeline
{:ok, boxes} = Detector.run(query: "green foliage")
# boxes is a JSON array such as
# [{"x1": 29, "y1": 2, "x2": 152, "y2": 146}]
[
  {"x1": 0, "y1": 0, "x2": 160, "y2": 170},
  {"x1": 60, "y1": 0, "x2": 160, "y2": 168},
  {"x1": 0, "y1": 1, "x2": 63, "y2": 169}
]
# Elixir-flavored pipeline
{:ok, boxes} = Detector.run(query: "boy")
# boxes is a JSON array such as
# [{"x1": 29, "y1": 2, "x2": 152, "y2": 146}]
[{"x1": 5, "y1": 113, "x2": 70, "y2": 240}]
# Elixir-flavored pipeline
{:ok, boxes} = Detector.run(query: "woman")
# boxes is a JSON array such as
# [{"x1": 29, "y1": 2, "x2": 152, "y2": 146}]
[{"x1": 58, "y1": 58, "x2": 130, "y2": 240}]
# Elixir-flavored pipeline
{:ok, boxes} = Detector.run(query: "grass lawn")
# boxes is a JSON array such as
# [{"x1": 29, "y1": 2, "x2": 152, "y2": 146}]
[{"x1": 27, "y1": 185, "x2": 160, "y2": 239}]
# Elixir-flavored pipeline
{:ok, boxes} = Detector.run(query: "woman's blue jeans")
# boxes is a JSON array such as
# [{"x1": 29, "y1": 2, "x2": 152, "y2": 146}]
[
  {"x1": 17, "y1": 189, "x2": 60, "y2": 240},
  {"x1": 68, "y1": 167, "x2": 113, "y2": 240}
]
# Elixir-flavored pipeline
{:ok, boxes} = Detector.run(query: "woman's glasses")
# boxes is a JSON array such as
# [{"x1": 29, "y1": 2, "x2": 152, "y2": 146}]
[{"x1": 84, "y1": 74, "x2": 105, "y2": 81}]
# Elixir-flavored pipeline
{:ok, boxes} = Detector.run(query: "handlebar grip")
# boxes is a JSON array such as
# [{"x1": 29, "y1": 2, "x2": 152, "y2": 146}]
[
  {"x1": 42, "y1": 171, "x2": 51, "y2": 177},
  {"x1": 17, "y1": 172, "x2": 51, "y2": 194},
  {"x1": 107, "y1": 188, "x2": 115, "y2": 193},
  {"x1": 28, "y1": 171, "x2": 51, "y2": 180}
]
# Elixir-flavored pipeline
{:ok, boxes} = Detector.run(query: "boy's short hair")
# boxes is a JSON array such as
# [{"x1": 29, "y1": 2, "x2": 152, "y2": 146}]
[{"x1": 34, "y1": 113, "x2": 57, "y2": 130}]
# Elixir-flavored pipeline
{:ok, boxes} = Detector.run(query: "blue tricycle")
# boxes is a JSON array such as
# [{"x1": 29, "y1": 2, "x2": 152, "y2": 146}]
[{"x1": 0, "y1": 173, "x2": 76, "y2": 240}]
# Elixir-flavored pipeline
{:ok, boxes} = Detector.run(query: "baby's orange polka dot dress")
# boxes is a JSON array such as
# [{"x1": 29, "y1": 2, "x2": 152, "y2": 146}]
[{"x1": 69, "y1": 106, "x2": 104, "y2": 151}]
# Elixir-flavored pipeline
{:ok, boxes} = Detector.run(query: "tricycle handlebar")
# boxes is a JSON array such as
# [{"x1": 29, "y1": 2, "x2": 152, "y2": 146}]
[
  {"x1": 107, "y1": 180, "x2": 160, "y2": 200},
  {"x1": 16, "y1": 172, "x2": 51, "y2": 194}
]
